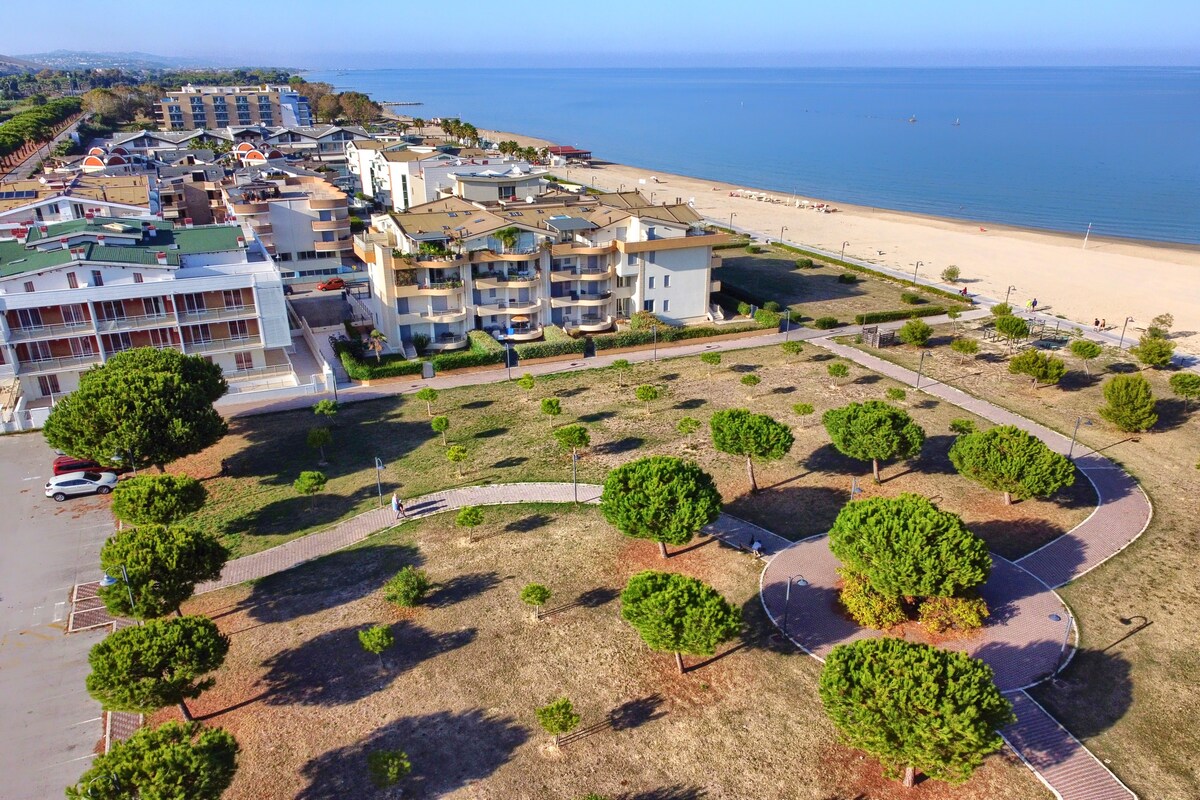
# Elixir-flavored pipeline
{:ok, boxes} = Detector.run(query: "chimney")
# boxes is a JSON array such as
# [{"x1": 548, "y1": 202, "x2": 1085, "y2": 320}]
[
  {"x1": 184, "y1": 218, "x2": 194, "y2": 229},
  {"x1": 71, "y1": 247, "x2": 85, "y2": 260},
  {"x1": 155, "y1": 251, "x2": 168, "y2": 265},
  {"x1": 38, "y1": 225, "x2": 48, "y2": 235},
  {"x1": 147, "y1": 224, "x2": 157, "y2": 238},
  {"x1": 84, "y1": 211, "x2": 95, "y2": 222},
  {"x1": 14, "y1": 227, "x2": 28, "y2": 243},
  {"x1": 236, "y1": 236, "x2": 246, "y2": 248},
  {"x1": 96, "y1": 234, "x2": 106, "y2": 246}
]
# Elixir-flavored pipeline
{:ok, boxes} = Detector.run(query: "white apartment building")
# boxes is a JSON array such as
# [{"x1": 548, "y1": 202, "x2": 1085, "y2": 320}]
[
  {"x1": 0, "y1": 217, "x2": 293, "y2": 412},
  {"x1": 225, "y1": 175, "x2": 354, "y2": 281},
  {"x1": 356, "y1": 190, "x2": 729, "y2": 354},
  {"x1": 0, "y1": 175, "x2": 152, "y2": 239},
  {"x1": 157, "y1": 85, "x2": 312, "y2": 130},
  {"x1": 347, "y1": 141, "x2": 524, "y2": 212}
]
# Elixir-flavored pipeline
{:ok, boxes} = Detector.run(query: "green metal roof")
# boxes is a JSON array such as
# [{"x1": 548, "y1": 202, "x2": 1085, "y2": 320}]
[{"x1": 1, "y1": 218, "x2": 245, "y2": 278}]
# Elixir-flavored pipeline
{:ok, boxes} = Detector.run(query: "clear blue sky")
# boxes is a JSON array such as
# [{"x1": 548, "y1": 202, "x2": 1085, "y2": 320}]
[{"x1": 4, "y1": 0, "x2": 1198, "y2": 68}]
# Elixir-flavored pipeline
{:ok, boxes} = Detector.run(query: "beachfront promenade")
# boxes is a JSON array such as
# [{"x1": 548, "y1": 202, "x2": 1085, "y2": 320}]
[{"x1": 201, "y1": 312, "x2": 1147, "y2": 799}]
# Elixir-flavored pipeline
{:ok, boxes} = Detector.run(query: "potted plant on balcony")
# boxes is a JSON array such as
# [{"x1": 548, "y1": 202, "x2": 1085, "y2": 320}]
[{"x1": 495, "y1": 227, "x2": 520, "y2": 254}]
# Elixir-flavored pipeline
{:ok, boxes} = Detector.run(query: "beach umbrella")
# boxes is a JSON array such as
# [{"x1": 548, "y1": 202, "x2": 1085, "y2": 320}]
[{"x1": 511, "y1": 315, "x2": 530, "y2": 323}]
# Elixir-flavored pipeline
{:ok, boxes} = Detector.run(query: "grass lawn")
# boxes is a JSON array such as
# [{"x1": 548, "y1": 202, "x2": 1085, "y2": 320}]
[
  {"x1": 715, "y1": 244, "x2": 969, "y2": 325},
  {"x1": 844, "y1": 322, "x2": 1200, "y2": 798},
  {"x1": 172, "y1": 343, "x2": 1091, "y2": 559},
  {"x1": 175, "y1": 503, "x2": 1050, "y2": 800}
]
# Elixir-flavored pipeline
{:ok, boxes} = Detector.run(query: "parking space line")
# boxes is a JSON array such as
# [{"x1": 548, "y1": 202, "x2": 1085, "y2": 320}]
[{"x1": 70, "y1": 717, "x2": 101, "y2": 727}]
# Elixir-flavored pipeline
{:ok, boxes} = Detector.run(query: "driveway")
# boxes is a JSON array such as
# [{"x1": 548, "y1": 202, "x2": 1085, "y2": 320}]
[{"x1": 0, "y1": 434, "x2": 113, "y2": 799}]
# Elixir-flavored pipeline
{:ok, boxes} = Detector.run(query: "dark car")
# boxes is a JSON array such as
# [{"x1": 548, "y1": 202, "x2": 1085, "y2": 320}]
[
  {"x1": 316, "y1": 277, "x2": 346, "y2": 291},
  {"x1": 52, "y1": 456, "x2": 103, "y2": 476}
]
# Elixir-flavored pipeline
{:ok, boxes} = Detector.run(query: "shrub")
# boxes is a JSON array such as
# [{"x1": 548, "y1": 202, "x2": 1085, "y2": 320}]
[
  {"x1": 635, "y1": 385, "x2": 661, "y2": 402},
  {"x1": 520, "y1": 583, "x2": 552, "y2": 611},
  {"x1": 995, "y1": 315, "x2": 1030, "y2": 344},
  {"x1": 367, "y1": 750, "x2": 411, "y2": 789},
  {"x1": 795, "y1": 258, "x2": 815, "y2": 269},
  {"x1": 853, "y1": 306, "x2": 948, "y2": 325},
  {"x1": 455, "y1": 505, "x2": 484, "y2": 527},
  {"x1": 918, "y1": 595, "x2": 989, "y2": 634},
  {"x1": 754, "y1": 309, "x2": 781, "y2": 328},
  {"x1": 786, "y1": 309, "x2": 804, "y2": 324},
  {"x1": 900, "y1": 292, "x2": 923, "y2": 305},
  {"x1": 736, "y1": 301, "x2": 752, "y2": 317},
  {"x1": 897, "y1": 319, "x2": 933, "y2": 347},
  {"x1": 814, "y1": 316, "x2": 840, "y2": 330},
  {"x1": 335, "y1": 342, "x2": 423, "y2": 380},
  {"x1": 991, "y1": 303, "x2": 1014, "y2": 318},
  {"x1": 676, "y1": 417, "x2": 701, "y2": 435},
  {"x1": 1169, "y1": 372, "x2": 1200, "y2": 410},
  {"x1": 781, "y1": 340, "x2": 804, "y2": 358},
  {"x1": 1130, "y1": 333, "x2": 1175, "y2": 368},
  {"x1": 950, "y1": 338, "x2": 979, "y2": 362},
  {"x1": 383, "y1": 566, "x2": 430, "y2": 608},
  {"x1": 792, "y1": 402, "x2": 815, "y2": 416},
  {"x1": 431, "y1": 349, "x2": 505, "y2": 371},
  {"x1": 1008, "y1": 350, "x2": 1066, "y2": 386},
  {"x1": 838, "y1": 569, "x2": 905, "y2": 630},
  {"x1": 886, "y1": 388, "x2": 907, "y2": 402},
  {"x1": 827, "y1": 363, "x2": 849, "y2": 379},
  {"x1": 763, "y1": 301, "x2": 782, "y2": 313},
  {"x1": 746, "y1": 244, "x2": 763, "y2": 254},
  {"x1": 1099, "y1": 374, "x2": 1158, "y2": 432},
  {"x1": 837, "y1": 273, "x2": 858, "y2": 284},
  {"x1": 949, "y1": 419, "x2": 976, "y2": 435},
  {"x1": 740, "y1": 374, "x2": 761, "y2": 387},
  {"x1": 628, "y1": 310, "x2": 662, "y2": 331},
  {"x1": 514, "y1": 339, "x2": 585, "y2": 360},
  {"x1": 941, "y1": 266, "x2": 961, "y2": 283}
]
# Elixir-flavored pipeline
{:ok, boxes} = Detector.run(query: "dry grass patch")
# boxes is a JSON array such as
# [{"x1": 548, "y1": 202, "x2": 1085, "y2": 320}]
[
  {"x1": 172, "y1": 504, "x2": 1048, "y2": 800},
  {"x1": 846, "y1": 325, "x2": 1200, "y2": 798}
]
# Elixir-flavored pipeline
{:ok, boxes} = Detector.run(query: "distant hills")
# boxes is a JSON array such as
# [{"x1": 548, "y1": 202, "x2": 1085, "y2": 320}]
[
  {"x1": 0, "y1": 53, "x2": 43, "y2": 73},
  {"x1": 14, "y1": 50, "x2": 222, "y2": 70}
]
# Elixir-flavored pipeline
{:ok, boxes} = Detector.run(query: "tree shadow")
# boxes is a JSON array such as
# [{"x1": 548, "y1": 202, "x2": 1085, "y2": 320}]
[
  {"x1": 621, "y1": 785, "x2": 708, "y2": 800},
  {"x1": 1108, "y1": 361, "x2": 1139, "y2": 374},
  {"x1": 474, "y1": 427, "x2": 508, "y2": 439},
  {"x1": 462, "y1": 400, "x2": 494, "y2": 410},
  {"x1": 608, "y1": 694, "x2": 667, "y2": 731},
  {"x1": 672, "y1": 398, "x2": 707, "y2": 410},
  {"x1": 296, "y1": 708, "x2": 528, "y2": 799},
  {"x1": 260, "y1": 621, "x2": 476, "y2": 707},
  {"x1": 577, "y1": 586, "x2": 619, "y2": 608},
  {"x1": 853, "y1": 374, "x2": 881, "y2": 385},
  {"x1": 492, "y1": 456, "x2": 527, "y2": 468},
  {"x1": 222, "y1": 483, "x2": 386, "y2": 539},
  {"x1": 770, "y1": 386, "x2": 796, "y2": 395},
  {"x1": 239, "y1": 542, "x2": 423, "y2": 623},
  {"x1": 1058, "y1": 371, "x2": 1100, "y2": 391},
  {"x1": 426, "y1": 572, "x2": 502, "y2": 608},
  {"x1": 726, "y1": 485, "x2": 850, "y2": 541},
  {"x1": 504, "y1": 513, "x2": 553, "y2": 532},
  {"x1": 555, "y1": 386, "x2": 588, "y2": 398},
  {"x1": 1154, "y1": 397, "x2": 1191, "y2": 431},
  {"x1": 594, "y1": 437, "x2": 645, "y2": 455},
  {"x1": 801, "y1": 443, "x2": 865, "y2": 477},
  {"x1": 578, "y1": 409, "x2": 617, "y2": 423},
  {"x1": 658, "y1": 373, "x2": 680, "y2": 382},
  {"x1": 810, "y1": 353, "x2": 835, "y2": 362},
  {"x1": 911, "y1": 434, "x2": 959, "y2": 476},
  {"x1": 971, "y1": 519, "x2": 1068, "y2": 561},
  {"x1": 729, "y1": 364, "x2": 760, "y2": 373},
  {"x1": 1023, "y1": 648, "x2": 1134, "y2": 746}
]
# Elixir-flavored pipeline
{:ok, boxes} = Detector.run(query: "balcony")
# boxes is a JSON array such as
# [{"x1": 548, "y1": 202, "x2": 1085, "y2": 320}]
[
  {"x1": 414, "y1": 255, "x2": 467, "y2": 269},
  {"x1": 182, "y1": 334, "x2": 263, "y2": 355},
  {"x1": 225, "y1": 363, "x2": 294, "y2": 383},
  {"x1": 308, "y1": 197, "x2": 343, "y2": 211},
  {"x1": 498, "y1": 325, "x2": 543, "y2": 342},
  {"x1": 476, "y1": 299, "x2": 543, "y2": 315},
  {"x1": 94, "y1": 312, "x2": 177, "y2": 334},
  {"x1": 472, "y1": 270, "x2": 540, "y2": 289},
  {"x1": 420, "y1": 308, "x2": 468, "y2": 323},
  {"x1": 312, "y1": 218, "x2": 350, "y2": 233},
  {"x1": 17, "y1": 352, "x2": 103, "y2": 376},
  {"x1": 550, "y1": 242, "x2": 615, "y2": 256},
  {"x1": 315, "y1": 239, "x2": 353, "y2": 253},
  {"x1": 550, "y1": 292, "x2": 612, "y2": 309},
  {"x1": 248, "y1": 220, "x2": 273, "y2": 234},
  {"x1": 472, "y1": 247, "x2": 546, "y2": 263},
  {"x1": 564, "y1": 315, "x2": 614, "y2": 333},
  {"x1": 423, "y1": 334, "x2": 469, "y2": 352},
  {"x1": 550, "y1": 266, "x2": 612, "y2": 282},
  {"x1": 230, "y1": 200, "x2": 269, "y2": 215},
  {"x1": 177, "y1": 305, "x2": 258, "y2": 325},
  {"x1": 7, "y1": 320, "x2": 95, "y2": 342}
]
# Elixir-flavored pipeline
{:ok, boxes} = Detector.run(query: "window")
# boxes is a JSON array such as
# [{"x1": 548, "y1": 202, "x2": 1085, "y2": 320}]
[
  {"x1": 17, "y1": 308, "x2": 43, "y2": 328},
  {"x1": 103, "y1": 332, "x2": 133, "y2": 353},
  {"x1": 235, "y1": 352, "x2": 253, "y2": 371},
  {"x1": 180, "y1": 293, "x2": 206, "y2": 313},
  {"x1": 627, "y1": 254, "x2": 637, "y2": 266},
  {"x1": 91, "y1": 270, "x2": 103, "y2": 287},
  {"x1": 663, "y1": 275, "x2": 670, "y2": 288},
  {"x1": 229, "y1": 320, "x2": 250, "y2": 340},
  {"x1": 643, "y1": 299, "x2": 655, "y2": 312},
  {"x1": 185, "y1": 325, "x2": 212, "y2": 344},
  {"x1": 133, "y1": 272, "x2": 143, "y2": 284},
  {"x1": 67, "y1": 272, "x2": 78, "y2": 289},
  {"x1": 142, "y1": 297, "x2": 164, "y2": 317},
  {"x1": 662, "y1": 299, "x2": 670, "y2": 312},
  {"x1": 37, "y1": 375, "x2": 61, "y2": 397},
  {"x1": 61, "y1": 304, "x2": 86, "y2": 324},
  {"x1": 96, "y1": 301, "x2": 126, "y2": 321},
  {"x1": 23, "y1": 281, "x2": 33, "y2": 293},
  {"x1": 647, "y1": 277, "x2": 655, "y2": 289},
  {"x1": 647, "y1": 251, "x2": 656, "y2": 265},
  {"x1": 69, "y1": 337, "x2": 94, "y2": 357},
  {"x1": 222, "y1": 289, "x2": 244, "y2": 309}
]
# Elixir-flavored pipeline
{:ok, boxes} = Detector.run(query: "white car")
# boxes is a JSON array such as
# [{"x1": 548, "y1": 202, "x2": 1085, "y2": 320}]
[{"x1": 45, "y1": 471, "x2": 118, "y2": 502}]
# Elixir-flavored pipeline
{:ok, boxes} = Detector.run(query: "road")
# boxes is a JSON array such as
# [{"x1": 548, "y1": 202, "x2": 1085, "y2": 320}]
[
  {"x1": 0, "y1": 434, "x2": 113, "y2": 799},
  {"x1": 1, "y1": 114, "x2": 86, "y2": 184}
]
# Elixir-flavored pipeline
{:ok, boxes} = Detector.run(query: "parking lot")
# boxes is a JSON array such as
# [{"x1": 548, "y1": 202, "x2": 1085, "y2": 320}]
[{"x1": 0, "y1": 433, "x2": 115, "y2": 799}]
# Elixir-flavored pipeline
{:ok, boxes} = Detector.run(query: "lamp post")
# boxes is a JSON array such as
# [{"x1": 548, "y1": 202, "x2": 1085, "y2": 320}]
[
  {"x1": 374, "y1": 457, "x2": 384, "y2": 506},
  {"x1": 652, "y1": 323, "x2": 658, "y2": 362},
  {"x1": 729, "y1": 212, "x2": 736, "y2": 232},
  {"x1": 840, "y1": 240, "x2": 849, "y2": 261},
  {"x1": 505, "y1": 340, "x2": 513, "y2": 379},
  {"x1": 1067, "y1": 417, "x2": 1092, "y2": 460},
  {"x1": 779, "y1": 225, "x2": 787, "y2": 244},
  {"x1": 1005, "y1": 285, "x2": 1017, "y2": 306},
  {"x1": 782, "y1": 575, "x2": 809, "y2": 638},
  {"x1": 1118, "y1": 316, "x2": 1135, "y2": 350},
  {"x1": 912, "y1": 260, "x2": 923, "y2": 285},
  {"x1": 915, "y1": 350, "x2": 932, "y2": 389},
  {"x1": 99, "y1": 565, "x2": 136, "y2": 617},
  {"x1": 571, "y1": 449, "x2": 579, "y2": 505}
]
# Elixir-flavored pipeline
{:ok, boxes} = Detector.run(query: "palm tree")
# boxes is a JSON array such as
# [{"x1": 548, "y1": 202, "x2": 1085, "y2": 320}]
[
  {"x1": 365, "y1": 329, "x2": 387, "y2": 362},
  {"x1": 411, "y1": 117, "x2": 424, "y2": 136},
  {"x1": 494, "y1": 227, "x2": 521, "y2": 254}
]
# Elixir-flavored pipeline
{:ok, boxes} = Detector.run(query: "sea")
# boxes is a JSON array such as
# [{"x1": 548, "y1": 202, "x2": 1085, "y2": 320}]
[{"x1": 307, "y1": 67, "x2": 1200, "y2": 246}]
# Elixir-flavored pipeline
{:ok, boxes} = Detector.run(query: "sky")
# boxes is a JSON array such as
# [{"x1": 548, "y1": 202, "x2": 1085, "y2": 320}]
[{"x1": 4, "y1": 0, "x2": 1198, "y2": 68}]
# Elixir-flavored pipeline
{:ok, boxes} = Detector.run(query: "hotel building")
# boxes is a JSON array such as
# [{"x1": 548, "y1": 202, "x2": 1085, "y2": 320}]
[
  {"x1": 156, "y1": 85, "x2": 312, "y2": 130},
  {"x1": 0, "y1": 217, "x2": 292, "y2": 411}
]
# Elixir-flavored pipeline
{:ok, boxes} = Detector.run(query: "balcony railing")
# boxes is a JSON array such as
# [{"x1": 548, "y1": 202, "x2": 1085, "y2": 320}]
[
  {"x1": 177, "y1": 305, "x2": 258, "y2": 324},
  {"x1": 225, "y1": 363, "x2": 293, "y2": 382},
  {"x1": 182, "y1": 334, "x2": 262, "y2": 355},
  {"x1": 7, "y1": 320, "x2": 95, "y2": 341},
  {"x1": 312, "y1": 218, "x2": 350, "y2": 232},
  {"x1": 550, "y1": 266, "x2": 612, "y2": 281},
  {"x1": 16, "y1": 352, "x2": 103, "y2": 375},
  {"x1": 477, "y1": 299, "x2": 543, "y2": 314},
  {"x1": 94, "y1": 312, "x2": 176, "y2": 333}
]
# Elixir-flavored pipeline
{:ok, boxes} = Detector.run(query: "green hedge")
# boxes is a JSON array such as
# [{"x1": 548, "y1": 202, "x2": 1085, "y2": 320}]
[
  {"x1": 854, "y1": 306, "x2": 948, "y2": 325},
  {"x1": 468, "y1": 329, "x2": 503, "y2": 353},
  {"x1": 769, "y1": 242, "x2": 972, "y2": 305},
  {"x1": 430, "y1": 349, "x2": 504, "y2": 371},
  {"x1": 336, "y1": 345, "x2": 424, "y2": 380},
  {"x1": 515, "y1": 339, "x2": 586, "y2": 360}
]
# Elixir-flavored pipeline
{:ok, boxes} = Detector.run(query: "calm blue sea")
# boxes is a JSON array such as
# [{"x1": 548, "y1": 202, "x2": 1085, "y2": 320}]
[{"x1": 308, "y1": 68, "x2": 1200, "y2": 245}]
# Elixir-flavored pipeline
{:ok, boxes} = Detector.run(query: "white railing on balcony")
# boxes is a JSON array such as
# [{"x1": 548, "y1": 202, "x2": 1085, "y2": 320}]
[
  {"x1": 16, "y1": 352, "x2": 103, "y2": 375},
  {"x1": 183, "y1": 334, "x2": 262, "y2": 355},
  {"x1": 224, "y1": 363, "x2": 293, "y2": 382},
  {"x1": 177, "y1": 305, "x2": 257, "y2": 324},
  {"x1": 7, "y1": 320, "x2": 95, "y2": 341},
  {"x1": 94, "y1": 312, "x2": 176, "y2": 333}
]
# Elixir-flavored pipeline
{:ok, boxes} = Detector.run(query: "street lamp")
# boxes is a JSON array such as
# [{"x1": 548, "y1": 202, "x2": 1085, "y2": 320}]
[
  {"x1": 912, "y1": 260, "x2": 923, "y2": 285},
  {"x1": 840, "y1": 240, "x2": 849, "y2": 261},
  {"x1": 99, "y1": 565, "x2": 136, "y2": 615},
  {"x1": 779, "y1": 225, "x2": 787, "y2": 244},
  {"x1": 505, "y1": 340, "x2": 513, "y2": 379},
  {"x1": 374, "y1": 457, "x2": 385, "y2": 506},
  {"x1": 652, "y1": 323, "x2": 658, "y2": 362},
  {"x1": 915, "y1": 350, "x2": 932, "y2": 389},
  {"x1": 729, "y1": 212, "x2": 736, "y2": 232},
  {"x1": 1118, "y1": 316, "x2": 1135, "y2": 350},
  {"x1": 1067, "y1": 417, "x2": 1092, "y2": 460},
  {"x1": 781, "y1": 574, "x2": 809, "y2": 637},
  {"x1": 1005, "y1": 285, "x2": 1017, "y2": 306},
  {"x1": 571, "y1": 449, "x2": 579, "y2": 505}
]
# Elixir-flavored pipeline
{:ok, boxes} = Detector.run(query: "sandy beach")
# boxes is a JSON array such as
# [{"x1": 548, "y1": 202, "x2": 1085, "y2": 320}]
[{"x1": 477, "y1": 126, "x2": 1200, "y2": 353}]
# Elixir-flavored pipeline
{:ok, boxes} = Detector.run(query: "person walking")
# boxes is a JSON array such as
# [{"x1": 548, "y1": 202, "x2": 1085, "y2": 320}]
[
  {"x1": 391, "y1": 492, "x2": 405, "y2": 520},
  {"x1": 1031, "y1": 298, "x2": 1038, "y2": 310}
]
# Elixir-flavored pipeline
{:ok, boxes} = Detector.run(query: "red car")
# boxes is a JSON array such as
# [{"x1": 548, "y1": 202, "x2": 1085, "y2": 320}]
[
  {"x1": 316, "y1": 277, "x2": 346, "y2": 291},
  {"x1": 52, "y1": 455, "x2": 127, "y2": 476}
]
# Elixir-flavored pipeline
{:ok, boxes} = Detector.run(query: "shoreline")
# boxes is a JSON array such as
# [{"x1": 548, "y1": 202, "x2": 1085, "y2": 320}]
[{"x1": 472, "y1": 124, "x2": 1200, "y2": 351}]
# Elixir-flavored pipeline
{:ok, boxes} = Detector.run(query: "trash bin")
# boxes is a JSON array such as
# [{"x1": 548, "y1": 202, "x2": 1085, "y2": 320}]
[{"x1": 422, "y1": 362, "x2": 435, "y2": 379}]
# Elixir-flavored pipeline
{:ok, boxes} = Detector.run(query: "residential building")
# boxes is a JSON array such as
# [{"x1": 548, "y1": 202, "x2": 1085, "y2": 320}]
[
  {"x1": 0, "y1": 217, "x2": 293, "y2": 410},
  {"x1": 356, "y1": 190, "x2": 730, "y2": 354},
  {"x1": 156, "y1": 85, "x2": 312, "y2": 130},
  {"x1": 156, "y1": 164, "x2": 228, "y2": 225},
  {"x1": 348, "y1": 141, "x2": 516, "y2": 212},
  {"x1": 225, "y1": 174, "x2": 354, "y2": 280},
  {"x1": 0, "y1": 175, "x2": 152, "y2": 239}
]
